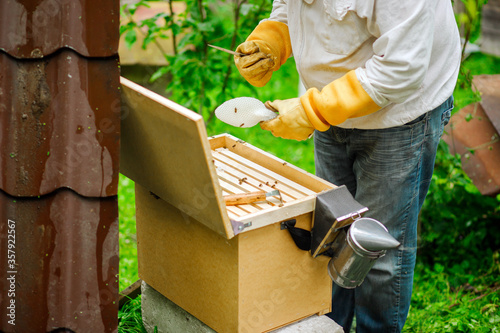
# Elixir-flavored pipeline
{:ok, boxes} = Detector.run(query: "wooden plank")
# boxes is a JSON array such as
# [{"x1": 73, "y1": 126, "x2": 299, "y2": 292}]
[
  {"x1": 238, "y1": 214, "x2": 332, "y2": 332},
  {"x1": 214, "y1": 134, "x2": 336, "y2": 193},
  {"x1": 226, "y1": 206, "x2": 249, "y2": 218},
  {"x1": 120, "y1": 77, "x2": 234, "y2": 238},
  {"x1": 214, "y1": 148, "x2": 315, "y2": 197},
  {"x1": 208, "y1": 134, "x2": 228, "y2": 150},
  {"x1": 481, "y1": 0, "x2": 500, "y2": 57},
  {"x1": 213, "y1": 151, "x2": 306, "y2": 200},
  {"x1": 119, "y1": 279, "x2": 142, "y2": 309},
  {"x1": 235, "y1": 196, "x2": 317, "y2": 232},
  {"x1": 215, "y1": 162, "x2": 294, "y2": 204},
  {"x1": 217, "y1": 179, "x2": 264, "y2": 213},
  {"x1": 135, "y1": 185, "x2": 240, "y2": 333},
  {"x1": 213, "y1": 158, "x2": 298, "y2": 202},
  {"x1": 218, "y1": 184, "x2": 273, "y2": 211},
  {"x1": 221, "y1": 190, "x2": 254, "y2": 217},
  {"x1": 218, "y1": 148, "x2": 317, "y2": 196}
]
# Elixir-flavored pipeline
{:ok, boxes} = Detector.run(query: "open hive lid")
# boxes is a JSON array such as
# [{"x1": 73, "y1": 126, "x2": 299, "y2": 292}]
[{"x1": 120, "y1": 77, "x2": 335, "y2": 239}]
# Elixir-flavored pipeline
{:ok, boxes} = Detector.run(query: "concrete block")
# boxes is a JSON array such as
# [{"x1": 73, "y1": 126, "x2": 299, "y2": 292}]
[
  {"x1": 270, "y1": 315, "x2": 343, "y2": 333},
  {"x1": 141, "y1": 281, "x2": 343, "y2": 333},
  {"x1": 141, "y1": 280, "x2": 216, "y2": 333}
]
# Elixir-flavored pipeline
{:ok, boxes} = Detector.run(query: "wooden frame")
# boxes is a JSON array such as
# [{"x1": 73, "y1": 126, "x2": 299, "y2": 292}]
[{"x1": 209, "y1": 134, "x2": 335, "y2": 235}]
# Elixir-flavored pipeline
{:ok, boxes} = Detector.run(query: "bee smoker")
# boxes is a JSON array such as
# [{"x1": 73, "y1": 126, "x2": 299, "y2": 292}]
[
  {"x1": 326, "y1": 217, "x2": 400, "y2": 288},
  {"x1": 311, "y1": 186, "x2": 400, "y2": 289}
]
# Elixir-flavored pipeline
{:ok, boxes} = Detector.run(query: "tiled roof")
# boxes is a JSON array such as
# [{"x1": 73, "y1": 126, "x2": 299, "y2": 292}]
[
  {"x1": 0, "y1": 50, "x2": 120, "y2": 197},
  {"x1": 0, "y1": 0, "x2": 120, "y2": 331},
  {"x1": 0, "y1": 0, "x2": 119, "y2": 58}
]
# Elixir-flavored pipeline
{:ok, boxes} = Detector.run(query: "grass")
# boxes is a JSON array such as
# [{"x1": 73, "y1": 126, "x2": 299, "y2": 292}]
[
  {"x1": 119, "y1": 294, "x2": 148, "y2": 333},
  {"x1": 119, "y1": 174, "x2": 138, "y2": 292},
  {"x1": 405, "y1": 260, "x2": 500, "y2": 333},
  {"x1": 118, "y1": 52, "x2": 500, "y2": 332}
]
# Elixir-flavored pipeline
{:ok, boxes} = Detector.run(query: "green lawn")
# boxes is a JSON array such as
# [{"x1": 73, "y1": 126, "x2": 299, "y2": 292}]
[
  {"x1": 118, "y1": 174, "x2": 138, "y2": 292},
  {"x1": 118, "y1": 52, "x2": 500, "y2": 332}
]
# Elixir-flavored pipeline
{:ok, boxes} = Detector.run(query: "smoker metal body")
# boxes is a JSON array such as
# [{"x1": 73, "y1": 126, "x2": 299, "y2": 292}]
[
  {"x1": 310, "y1": 188, "x2": 400, "y2": 289},
  {"x1": 327, "y1": 218, "x2": 396, "y2": 289}
]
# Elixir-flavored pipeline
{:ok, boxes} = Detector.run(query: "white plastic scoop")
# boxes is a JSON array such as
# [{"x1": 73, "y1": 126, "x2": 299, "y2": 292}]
[{"x1": 215, "y1": 97, "x2": 277, "y2": 128}]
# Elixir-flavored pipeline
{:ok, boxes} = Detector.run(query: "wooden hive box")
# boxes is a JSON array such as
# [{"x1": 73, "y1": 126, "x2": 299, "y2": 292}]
[{"x1": 120, "y1": 77, "x2": 336, "y2": 333}]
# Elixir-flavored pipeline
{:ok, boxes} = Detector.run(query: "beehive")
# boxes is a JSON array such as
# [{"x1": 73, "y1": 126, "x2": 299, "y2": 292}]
[{"x1": 120, "y1": 77, "x2": 335, "y2": 333}]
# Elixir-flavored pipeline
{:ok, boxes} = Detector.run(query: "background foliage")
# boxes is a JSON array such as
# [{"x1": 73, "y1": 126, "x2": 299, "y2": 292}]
[
  {"x1": 118, "y1": 0, "x2": 500, "y2": 331},
  {"x1": 120, "y1": 0, "x2": 273, "y2": 118}
]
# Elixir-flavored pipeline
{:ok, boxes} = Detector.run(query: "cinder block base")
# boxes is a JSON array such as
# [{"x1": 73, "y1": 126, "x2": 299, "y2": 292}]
[
  {"x1": 141, "y1": 281, "x2": 343, "y2": 333},
  {"x1": 141, "y1": 280, "x2": 215, "y2": 333}
]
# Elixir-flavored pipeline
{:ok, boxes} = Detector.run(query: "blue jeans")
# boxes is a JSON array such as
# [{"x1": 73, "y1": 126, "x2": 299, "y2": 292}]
[{"x1": 314, "y1": 97, "x2": 453, "y2": 332}]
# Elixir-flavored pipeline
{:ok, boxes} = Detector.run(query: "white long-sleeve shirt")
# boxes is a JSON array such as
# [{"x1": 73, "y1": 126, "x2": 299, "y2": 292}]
[{"x1": 267, "y1": 0, "x2": 461, "y2": 129}]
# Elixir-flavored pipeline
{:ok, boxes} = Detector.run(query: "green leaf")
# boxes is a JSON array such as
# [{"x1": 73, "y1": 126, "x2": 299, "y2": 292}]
[
  {"x1": 142, "y1": 34, "x2": 156, "y2": 49},
  {"x1": 240, "y1": 3, "x2": 257, "y2": 16},
  {"x1": 434, "y1": 263, "x2": 444, "y2": 273},
  {"x1": 198, "y1": 22, "x2": 215, "y2": 32},
  {"x1": 150, "y1": 67, "x2": 169, "y2": 83},
  {"x1": 124, "y1": 29, "x2": 137, "y2": 49},
  {"x1": 171, "y1": 23, "x2": 182, "y2": 36},
  {"x1": 119, "y1": 24, "x2": 130, "y2": 36}
]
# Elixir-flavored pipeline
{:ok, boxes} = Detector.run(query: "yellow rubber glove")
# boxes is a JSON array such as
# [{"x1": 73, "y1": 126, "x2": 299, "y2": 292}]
[
  {"x1": 260, "y1": 98, "x2": 315, "y2": 141},
  {"x1": 260, "y1": 71, "x2": 381, "y2": 140},
  {"x1": 234, "y1": 21, "x2": 292, "y2": 87},
  {"x1": 301, "y1": 70, "x2": 381, "y2": 128}
]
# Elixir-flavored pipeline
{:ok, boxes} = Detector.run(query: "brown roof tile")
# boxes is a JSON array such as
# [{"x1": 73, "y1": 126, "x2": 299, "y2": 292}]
[
  {"x1": 0, "y1": 0, "x2": 119, "y2": 58},
  {"x1": 0, "y1": 188, "x2": 118, "y2": 332},
  {"x1": 0, "y1": 50, "x2": 120, "y2": 197}
]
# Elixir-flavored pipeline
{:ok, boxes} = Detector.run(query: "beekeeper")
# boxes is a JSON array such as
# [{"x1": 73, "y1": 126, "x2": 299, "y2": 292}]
[{"x1": 234, "y1": 0, "x2": 461, "y2": 331}]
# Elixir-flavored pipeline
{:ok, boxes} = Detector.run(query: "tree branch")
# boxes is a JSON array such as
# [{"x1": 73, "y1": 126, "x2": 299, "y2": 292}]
[{"x1": 168, "y1": 0, "x2": 178, "y2": 55}]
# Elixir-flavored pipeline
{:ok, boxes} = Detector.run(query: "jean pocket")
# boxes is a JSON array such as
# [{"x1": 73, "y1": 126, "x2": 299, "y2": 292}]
[
  {"x1": 404, "y1": 113, "x2": 427, "y2": 126},
  {"x1": 441, "y1": 108, "x2": 451, "y2": 127}
]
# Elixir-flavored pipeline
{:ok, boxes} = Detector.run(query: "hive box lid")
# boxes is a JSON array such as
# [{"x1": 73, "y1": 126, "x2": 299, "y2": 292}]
[
  {"x1": 120, "y1": 77, "x2": 335, "y2": 239},
  {"x1": 120, "y1": 77, "x2": 232, "y2": 238}
]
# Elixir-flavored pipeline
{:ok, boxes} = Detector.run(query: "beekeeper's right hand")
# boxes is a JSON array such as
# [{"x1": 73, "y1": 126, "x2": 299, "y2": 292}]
[
  {"x1": 260, "y1": 71, "x2": 382, "y2": 141},
  {"x1": 260, "y1": 98, "x2": 315, "y2": 141},
  {"x1": 234, "y1": 21, "x2": 292, "y2": 87}
]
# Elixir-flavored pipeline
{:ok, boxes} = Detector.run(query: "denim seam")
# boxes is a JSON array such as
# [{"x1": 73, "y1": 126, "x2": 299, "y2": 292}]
[{"x1": 392, "y1": 116, "x2": 428, "y2": 333}]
